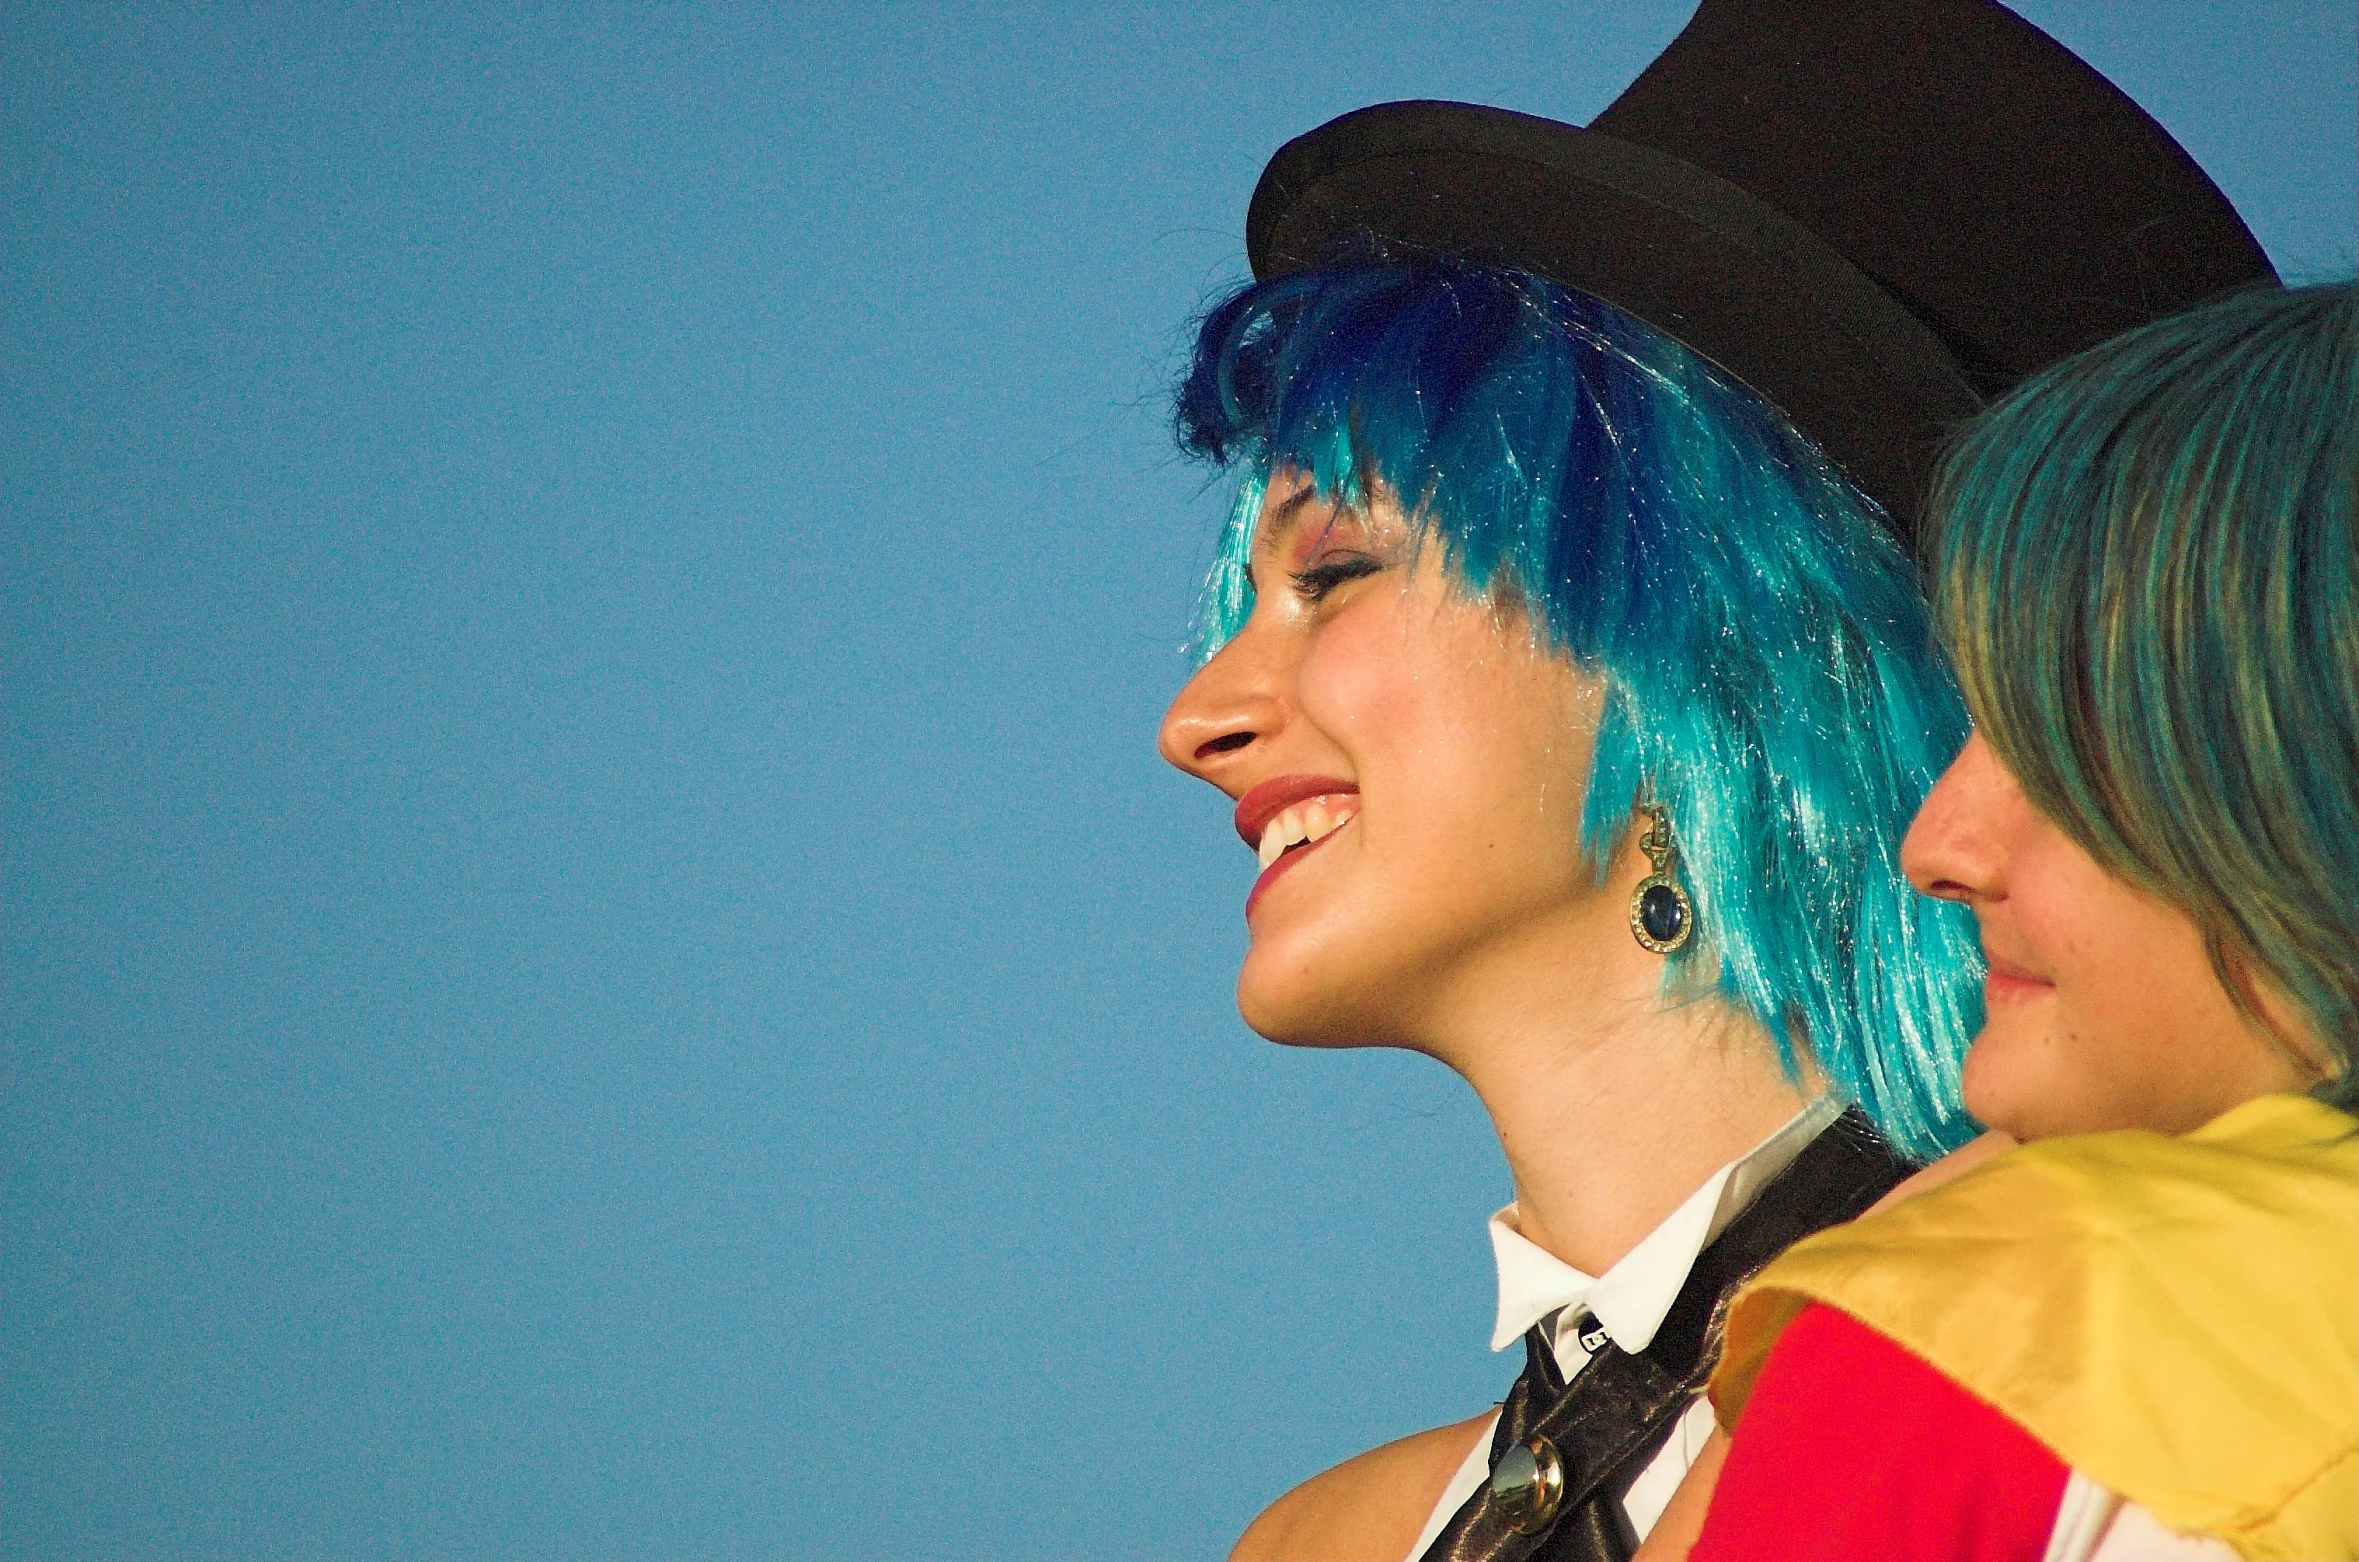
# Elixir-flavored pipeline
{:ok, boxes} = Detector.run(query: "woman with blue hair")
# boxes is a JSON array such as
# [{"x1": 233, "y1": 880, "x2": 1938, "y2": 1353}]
[{"x1": 1154, "y1": 3, "x2": 2278, "y2": 1559}]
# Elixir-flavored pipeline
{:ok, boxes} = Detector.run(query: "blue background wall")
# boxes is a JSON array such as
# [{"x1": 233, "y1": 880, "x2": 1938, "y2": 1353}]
[{"x1": 6, "y1": 5, "x2": 2351, "y2": 1557}]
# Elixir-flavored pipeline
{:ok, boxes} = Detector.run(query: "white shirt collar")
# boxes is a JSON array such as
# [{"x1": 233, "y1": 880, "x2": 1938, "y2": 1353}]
[{"x1": 1486, "y1": 1092, "x2": 1845, "y2": 1368}]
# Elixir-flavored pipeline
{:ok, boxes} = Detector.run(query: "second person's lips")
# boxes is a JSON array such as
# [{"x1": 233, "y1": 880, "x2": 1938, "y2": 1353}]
[{"x1": 1982, "y1": 953, "x2": 2053, "y2": 1001}]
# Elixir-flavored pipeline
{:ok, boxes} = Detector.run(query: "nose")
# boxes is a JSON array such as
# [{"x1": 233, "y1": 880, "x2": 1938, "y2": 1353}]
[
  {"x1": 1901, "y1": 730, "x2": 2019, "y2": 905},
  {"x1": 1157, "y1": 627, "x2": 1288, "y2": 793}
]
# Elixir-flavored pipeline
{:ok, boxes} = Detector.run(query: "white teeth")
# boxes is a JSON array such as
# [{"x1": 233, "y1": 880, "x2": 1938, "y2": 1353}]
[{"x1": 1253, "y1": 795, "x2": 1360, "y2": 869}]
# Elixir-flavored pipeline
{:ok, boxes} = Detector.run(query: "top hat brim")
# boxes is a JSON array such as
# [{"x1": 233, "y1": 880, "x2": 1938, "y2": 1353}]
[
  {"x1": 1246, "y1": 100, "x2": 1984, "y2": 531},
  {"x1": 1242, "y1": 0, "x2": 2277, "y2": 541}
]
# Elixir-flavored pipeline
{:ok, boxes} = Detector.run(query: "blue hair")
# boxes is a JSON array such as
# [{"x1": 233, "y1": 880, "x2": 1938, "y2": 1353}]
[{"x1": 1175, "y1": 256, "x2": 1984, "y2": 1159}]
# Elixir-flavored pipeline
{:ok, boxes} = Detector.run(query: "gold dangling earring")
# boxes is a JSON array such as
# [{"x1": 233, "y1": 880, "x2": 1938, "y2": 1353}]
[{"x1": 1629, "y1": 802, "x2": 1695, "y2": 954}]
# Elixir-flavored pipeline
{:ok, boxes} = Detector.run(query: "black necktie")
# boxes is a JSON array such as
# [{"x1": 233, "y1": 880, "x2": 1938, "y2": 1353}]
[{"x1": 1415, "y1": 1109, "x2": 1910, "y2": 1562}]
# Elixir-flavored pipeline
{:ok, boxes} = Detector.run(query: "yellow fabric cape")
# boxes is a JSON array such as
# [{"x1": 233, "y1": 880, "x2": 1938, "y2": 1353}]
[{"x1": 1711, "y1": 1094, "x2": 2358, "y2": 1562}]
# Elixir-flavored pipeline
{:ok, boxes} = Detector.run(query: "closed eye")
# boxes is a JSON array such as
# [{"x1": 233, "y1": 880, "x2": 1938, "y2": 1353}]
[{"x1": 1290, "y1": 554, "x2": 1384, "y2": 601}]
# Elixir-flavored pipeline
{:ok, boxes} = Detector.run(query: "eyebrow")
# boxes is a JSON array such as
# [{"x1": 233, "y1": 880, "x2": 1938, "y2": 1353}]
[
  {"x1": 1271, "y1": 483, "x2": 1323, "y2": 524},
  {"x1": 1244, "y1": 481, "x2": 1329, "y2": 592}
]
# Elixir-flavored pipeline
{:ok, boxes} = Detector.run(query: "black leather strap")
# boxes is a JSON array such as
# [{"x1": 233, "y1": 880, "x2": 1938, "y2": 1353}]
[{"x1": 1416, "y1": 1108, "x2": 1911, "y2": 1562}]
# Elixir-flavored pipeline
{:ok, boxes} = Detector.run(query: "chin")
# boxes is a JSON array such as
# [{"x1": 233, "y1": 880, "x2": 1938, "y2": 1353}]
[
  {"x1": 1235, "y1": 956, "x2": 1389, "y2": 1051},
  {"x1": 1236, "y1": 986, "x2": 1371, "y2": 1050},
  {"x1": 1961, "y1": 1036, "x2": 2109, "y2": 1142},
  {"x1": 1958, "y1": 1032, "x2": 2038, "y2": 1140}
]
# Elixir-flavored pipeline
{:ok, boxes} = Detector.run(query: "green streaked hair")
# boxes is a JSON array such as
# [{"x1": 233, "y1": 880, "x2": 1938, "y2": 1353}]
[{"x1": 1925, "y1": 280, "x2": 2359, "y2": 1100}]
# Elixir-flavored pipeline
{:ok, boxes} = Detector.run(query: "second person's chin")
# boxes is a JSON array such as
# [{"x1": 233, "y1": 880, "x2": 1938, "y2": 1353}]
[{"x1": 1959, "y1": 1042, "x2": 2088, "y2": 1143}]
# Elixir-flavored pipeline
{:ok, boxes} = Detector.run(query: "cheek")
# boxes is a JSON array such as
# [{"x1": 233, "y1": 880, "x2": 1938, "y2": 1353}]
[
  {"x1": 1296, "y1": 602, "x2": 1508, "y2": 825},
  {"x1": 2011, "y1": 843, "x2": 2211, "y2": 1036},
  {"x1": 1301, "y1": 607, "x2": 1583, "y2": 868},
  {"x1": 1295, "y1": 608, "x2": 1420, "y2": 744},
  {"x1": 1976, "y1": 839, "x2": 2261, "y2": 1134}
]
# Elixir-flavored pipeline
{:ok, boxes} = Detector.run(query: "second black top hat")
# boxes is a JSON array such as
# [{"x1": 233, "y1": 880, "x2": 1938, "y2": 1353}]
[{"x1": 1245, "y1": 0, "x2": 2276, "y2": 536}]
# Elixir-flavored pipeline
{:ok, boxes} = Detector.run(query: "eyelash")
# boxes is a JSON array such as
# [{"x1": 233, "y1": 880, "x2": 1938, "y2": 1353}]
[{"x1": 1289, "y1": 555, "x2": 1383, "y2": 601}]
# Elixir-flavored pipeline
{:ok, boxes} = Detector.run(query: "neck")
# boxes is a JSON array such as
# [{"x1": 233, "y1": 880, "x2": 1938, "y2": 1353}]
[{"x1": 1422, "y1": 834, "x2": 1819, "y2": 1277}]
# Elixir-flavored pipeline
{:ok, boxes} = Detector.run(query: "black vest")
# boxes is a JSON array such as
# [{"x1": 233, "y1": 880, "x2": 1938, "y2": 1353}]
[{"x1": 1416, "y1": 1109, "x2": 1910, "y2": 1562}]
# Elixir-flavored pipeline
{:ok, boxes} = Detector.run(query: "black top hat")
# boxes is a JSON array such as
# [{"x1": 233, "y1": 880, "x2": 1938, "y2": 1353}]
[{"x1": 1245, "y1": 0, "x2": 2275, "y2": 536}]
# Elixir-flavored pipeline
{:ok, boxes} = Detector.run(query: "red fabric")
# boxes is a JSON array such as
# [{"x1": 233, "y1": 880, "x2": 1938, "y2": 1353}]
[{"x1": 1691, "y1": 1302, "x2": 2070, "y2": 1562}]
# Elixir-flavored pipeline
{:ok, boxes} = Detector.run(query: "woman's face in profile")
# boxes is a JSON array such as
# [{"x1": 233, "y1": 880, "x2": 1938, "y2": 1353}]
[
  {"x1": 1158, "y1": 471, "x2": 1613, "y2": 1055},
  {"x1": 1901, "y1": 731, "x2": 2324, "y2": 1139}
]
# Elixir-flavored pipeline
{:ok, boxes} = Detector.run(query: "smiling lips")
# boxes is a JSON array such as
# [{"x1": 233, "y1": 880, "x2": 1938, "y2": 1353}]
[
  {"x1": 1982, "y1": 953, "x2": 2054, "y2": 1005},
  {"x1": 1234, "y1": 775, "x2": 1360, "y2": 919}
]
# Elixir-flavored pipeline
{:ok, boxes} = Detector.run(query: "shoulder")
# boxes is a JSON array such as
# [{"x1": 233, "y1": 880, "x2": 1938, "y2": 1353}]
[
  {"x1": 1725, "y1": 1096, "x2": 2359, "y2": 1416},
  {"x1": 1230, "y1": 1412, "x2": 1493, "y2": 1562},
  {"x1": 1693, "y1": 1303, "x2": 2068, "y2": 1562},
  {"x1": 1716, "y1": 1102, "x2": 2359, "y2": 1558}
]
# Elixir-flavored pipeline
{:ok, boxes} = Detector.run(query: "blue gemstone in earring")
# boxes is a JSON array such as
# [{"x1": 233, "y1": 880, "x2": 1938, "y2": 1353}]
[
  {"x1": 1639, "y1": 882, "x2": 1687, "y2": 945},
  {"x1": 1630, "y1": 803, "x2": 1696, "y2": 954}
]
